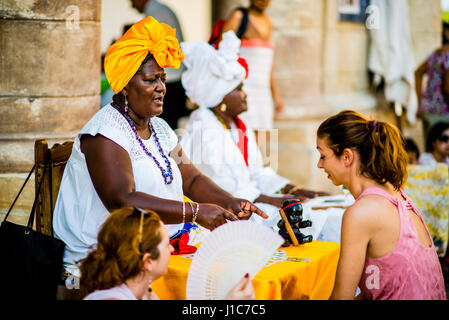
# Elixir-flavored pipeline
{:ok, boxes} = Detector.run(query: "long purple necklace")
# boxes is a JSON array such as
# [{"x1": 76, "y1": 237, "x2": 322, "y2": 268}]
[{"x1": 113, "y1": 102, "x2": 173, "y2": 184}]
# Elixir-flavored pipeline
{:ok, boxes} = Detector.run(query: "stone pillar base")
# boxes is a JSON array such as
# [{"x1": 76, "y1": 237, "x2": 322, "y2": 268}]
[{"x1": 0, "y1": 173, "x2": 35, "y2": 227}]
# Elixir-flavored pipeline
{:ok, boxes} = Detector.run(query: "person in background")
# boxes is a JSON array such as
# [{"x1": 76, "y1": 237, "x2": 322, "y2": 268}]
[
  {"x1": 415, "y1": 44, "x2": 449, "y2": 136},
  {"x1": 404, "y1": 137, "x2": 420, "y2": 165},
  {"x1": 130, "y1": 0, "x2": 190, "y2": 129},
  {"x1": 220, "y1": 0, "x2": 283, "y2": 152},
  {"x1": 418, "y1": 121, "x2": 449, "y2": 166},
  {"x1": 81, "y1": 207, "x2": 255, "y2": 300},
  {"x1": 316, "y1": 110, "x2": 446, "y2": 300},
  {"x1": 180, "y1": 31, "x2": 328, "y2": 229},
  {"x1": 442, "y1": 22, "x2": 449, "y2": 46}
]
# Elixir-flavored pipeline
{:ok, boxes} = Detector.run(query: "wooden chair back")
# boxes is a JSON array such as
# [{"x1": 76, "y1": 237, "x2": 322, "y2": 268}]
[{"x1": 34, "y1": 139, "x2": 73, "y2": 236}]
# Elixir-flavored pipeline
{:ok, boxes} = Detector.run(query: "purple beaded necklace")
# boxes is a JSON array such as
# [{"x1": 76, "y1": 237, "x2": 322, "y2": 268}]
[{"x1": 113, "y1": 102, "x2": 173, "y2": 184}]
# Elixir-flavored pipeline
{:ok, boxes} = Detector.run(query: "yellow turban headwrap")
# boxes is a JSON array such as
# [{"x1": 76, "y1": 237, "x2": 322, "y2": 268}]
[{"x1": 104, "y1": 16, "x2": 185, "y2": 94}]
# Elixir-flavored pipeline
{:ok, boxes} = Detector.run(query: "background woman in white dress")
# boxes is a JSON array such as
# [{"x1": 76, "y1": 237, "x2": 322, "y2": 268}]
[
  {"x1": 180, "y1": 31, "x2": 328, "y2": 229},
  {"x1": 221, "y1": 0, "x2": 283, "y2": 153}
]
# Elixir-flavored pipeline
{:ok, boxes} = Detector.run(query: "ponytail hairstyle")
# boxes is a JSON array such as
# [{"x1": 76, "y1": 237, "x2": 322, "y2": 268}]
[
  {"x1": 317, "y1": 110, "x2": 408, "y2": 190},
  {"x1": 79, "y1": 207, "x2": 162, "y2": 297}
]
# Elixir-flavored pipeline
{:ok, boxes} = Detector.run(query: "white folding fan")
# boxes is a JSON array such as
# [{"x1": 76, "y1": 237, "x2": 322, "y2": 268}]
[{"x1": 186, "y1": 220, "x2": 284, "y2": 300}]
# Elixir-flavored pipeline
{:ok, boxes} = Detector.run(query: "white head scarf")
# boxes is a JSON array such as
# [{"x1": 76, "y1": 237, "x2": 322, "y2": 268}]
[{"x1": 181, "y1": 31, "x2": 247, "y2": 109}]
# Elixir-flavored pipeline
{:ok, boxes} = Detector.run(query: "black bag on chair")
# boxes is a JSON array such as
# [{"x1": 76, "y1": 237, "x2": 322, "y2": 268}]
[{"x1": 0, "y1": 162, "x2": 65, "y2": 300}]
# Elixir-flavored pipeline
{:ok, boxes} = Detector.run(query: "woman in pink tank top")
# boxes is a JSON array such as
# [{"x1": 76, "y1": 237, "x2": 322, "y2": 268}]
[{"x1": 316, "y1": 110, "x2": 446, "y2": 300}]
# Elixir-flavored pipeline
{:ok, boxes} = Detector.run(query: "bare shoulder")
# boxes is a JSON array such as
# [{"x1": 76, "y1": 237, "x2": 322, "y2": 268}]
[
  {"x1": 81, "y1": 133, "x2": 127, "y2": 157},
  {"x1": 265, "y1": 14, "x2": 272, "y2": 25},
  {"x1": 339, "y1": 197, "x2": 376, "y2": 247},
  {"x1": 343, "y1": 195, "x2": 391, "y2": 228},
  {"x1": 227, "y1": 8, "x2": 244, "y2": 22}
]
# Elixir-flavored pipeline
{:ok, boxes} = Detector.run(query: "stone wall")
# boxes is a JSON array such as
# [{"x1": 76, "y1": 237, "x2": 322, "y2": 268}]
[{"x1": 0, "y1": 0, "x2": 102, "y2": 224}]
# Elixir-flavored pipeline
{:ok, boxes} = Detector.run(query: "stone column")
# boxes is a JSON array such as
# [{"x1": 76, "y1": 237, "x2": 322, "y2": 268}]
[
  {"x1": 268, "y1": 0, "x2": 338, "y2": 192},
  {"x1": 0, "y1": 1, "x2": 101, "y2": 223}
]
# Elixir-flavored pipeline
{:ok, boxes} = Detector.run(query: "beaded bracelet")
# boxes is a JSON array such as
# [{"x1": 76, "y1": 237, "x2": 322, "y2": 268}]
[
  {"x1": 188, "y1": 202, "x2": 199, "y2": 224},
  {"x1": 192, "y1": 202, "x2": 199, "y2": 225}
]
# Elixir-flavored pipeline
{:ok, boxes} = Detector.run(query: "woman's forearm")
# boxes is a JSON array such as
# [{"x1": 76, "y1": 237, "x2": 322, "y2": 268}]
[
  {"x1": 82, "y1": 136, "x2": 189, "y2": 225},
  {"x1": 185, "y1": 173, "x2": 234, "y2": 208},
  {"x1": 175, "y1": 146, "x2": 237, "y2": 209},
  {"x1": 113, "y1": 191, "x2": 188, "y2": 225},
  {"x1": 415, "y1": 74, "x2": 422, "y2": 106},
  {"x1": 414, "y1": 61, "x2": 427, "y2": 107},
  {"x1": 254, "y1": 194, "x2": 271, "y2": 204},
  {"x1": 270, "y1": 70, "x2": 281, "y2": 101},
  {"x1": 279, "y1": 184, "x2": 295, "y2": 194}
]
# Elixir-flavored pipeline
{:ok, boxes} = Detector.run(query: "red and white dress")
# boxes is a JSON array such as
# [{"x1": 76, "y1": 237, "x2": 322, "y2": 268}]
[{"x1": 238, "y1": 39, "x2": 275, "y2": 130}]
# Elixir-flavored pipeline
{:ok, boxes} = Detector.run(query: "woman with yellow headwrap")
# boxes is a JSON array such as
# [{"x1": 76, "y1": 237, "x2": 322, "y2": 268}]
[{"x1": 52, "y1": 17, "x2": 267, "y2": 299}]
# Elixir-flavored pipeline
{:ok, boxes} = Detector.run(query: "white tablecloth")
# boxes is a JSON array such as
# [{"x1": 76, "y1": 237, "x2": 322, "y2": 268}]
[{"x1": 302, "y1": 194, "x2": 355, "y2": 243}]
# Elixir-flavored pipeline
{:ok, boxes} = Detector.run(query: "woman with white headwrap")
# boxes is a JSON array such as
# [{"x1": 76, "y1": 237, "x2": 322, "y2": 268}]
[{"x1": 180, "y1": 31, "x2": 327, "y2": 228}]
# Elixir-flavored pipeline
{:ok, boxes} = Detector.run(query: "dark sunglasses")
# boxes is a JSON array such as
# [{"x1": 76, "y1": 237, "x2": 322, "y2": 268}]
[{"x1": 439, "y1": 134, "x2": 449, "y2": 143}]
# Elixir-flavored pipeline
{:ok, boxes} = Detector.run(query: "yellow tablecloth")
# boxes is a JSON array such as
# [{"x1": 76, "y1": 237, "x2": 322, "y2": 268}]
[{"x1": 152, "y1": 240, "x2": 340, "y2": 300}]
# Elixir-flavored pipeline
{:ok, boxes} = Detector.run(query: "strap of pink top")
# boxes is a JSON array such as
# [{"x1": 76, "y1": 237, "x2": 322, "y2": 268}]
[
  {"x1": 356, "y1": 187, "x2": 415, "y2": 210},
  {"x1": 356, "y1": 187, "x2": 430, "y2": 244}
]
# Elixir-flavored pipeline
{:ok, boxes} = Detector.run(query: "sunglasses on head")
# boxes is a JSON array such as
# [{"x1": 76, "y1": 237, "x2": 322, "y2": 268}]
[
  {"x1": 439, "y1": 134, "x2": 449, "y2": 143},
  {"x1": 134, "y1": 208, "x2": 154, "y2": 254}
]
